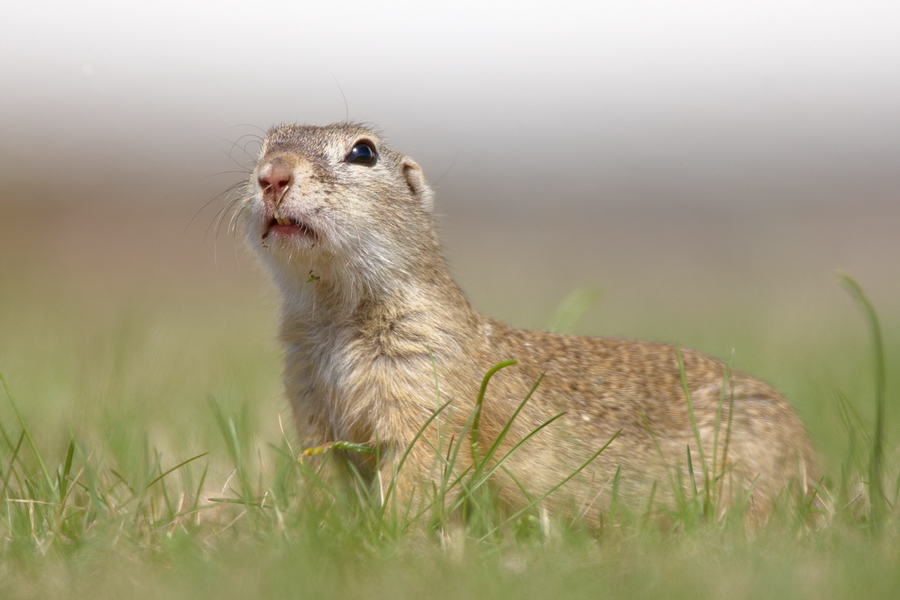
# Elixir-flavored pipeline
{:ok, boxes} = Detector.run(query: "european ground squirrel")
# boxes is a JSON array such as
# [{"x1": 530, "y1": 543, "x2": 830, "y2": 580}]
[{"x1": 241, "y1": 122, "x2": 817, "y2": 520}]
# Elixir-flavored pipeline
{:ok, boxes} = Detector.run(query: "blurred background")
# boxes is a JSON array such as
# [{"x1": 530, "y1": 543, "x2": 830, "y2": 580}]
[{"x1": 1, "y1": 0, "x2": 898, "y2": 468}]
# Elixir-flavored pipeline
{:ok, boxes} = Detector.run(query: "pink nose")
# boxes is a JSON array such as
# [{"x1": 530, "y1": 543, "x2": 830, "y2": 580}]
[{"x1": 257, "y1": 158, "x2": 294, "y2": 204}]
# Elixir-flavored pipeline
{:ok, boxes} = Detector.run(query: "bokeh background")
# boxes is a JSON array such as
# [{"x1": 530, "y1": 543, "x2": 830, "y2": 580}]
[{"x1": 1, "y1": 0, "x2": 899, "y2": 470}]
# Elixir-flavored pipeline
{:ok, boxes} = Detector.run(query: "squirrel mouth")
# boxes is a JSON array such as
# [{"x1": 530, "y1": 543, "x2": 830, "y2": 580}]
[{"x1": 263, "y1": 210, "x2": 316, "y2": 242}]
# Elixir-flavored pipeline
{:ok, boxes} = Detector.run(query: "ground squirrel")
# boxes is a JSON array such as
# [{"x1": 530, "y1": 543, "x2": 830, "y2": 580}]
[{"x1": 240, "y1": 122, "x2": 817, "y2": 521}]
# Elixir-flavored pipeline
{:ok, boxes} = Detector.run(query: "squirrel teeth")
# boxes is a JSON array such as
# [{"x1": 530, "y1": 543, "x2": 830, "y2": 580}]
[{"x1": 272, "y1": 208, "x2": 292, "y2": 226}]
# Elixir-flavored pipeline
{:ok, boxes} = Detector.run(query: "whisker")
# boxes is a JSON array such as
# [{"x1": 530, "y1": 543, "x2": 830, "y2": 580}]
[
  {"x1": 199, "y1": 180, "x2": 245, "y2": 244},
  {"x1": 190, "y1": 178, "x2": 246, "y2": 235}
]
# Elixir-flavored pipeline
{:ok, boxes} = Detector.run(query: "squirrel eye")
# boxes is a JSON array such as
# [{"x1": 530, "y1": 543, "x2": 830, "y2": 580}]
[{"x1": 345, "y1": 140, "x2": 377, "y2": 166}]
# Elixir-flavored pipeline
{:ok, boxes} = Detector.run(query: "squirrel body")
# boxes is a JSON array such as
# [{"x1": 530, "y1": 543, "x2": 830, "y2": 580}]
[{"x1": 242, "y1": 123, "x2": 817, "y2": 518}]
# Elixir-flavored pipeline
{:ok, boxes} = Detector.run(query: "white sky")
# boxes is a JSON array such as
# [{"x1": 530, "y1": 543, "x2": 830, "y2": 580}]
[{"x1": 1, "y1": 0, "x2": 898, "y2": 206}]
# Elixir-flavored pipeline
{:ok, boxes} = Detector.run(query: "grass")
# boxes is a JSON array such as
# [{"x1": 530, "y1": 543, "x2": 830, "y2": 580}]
[{"x1": 0, "y1": 245, "x2": 898, "y2": 598}]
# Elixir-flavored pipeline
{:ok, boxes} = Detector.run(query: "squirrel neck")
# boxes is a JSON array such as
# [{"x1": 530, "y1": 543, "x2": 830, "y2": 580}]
[{"x1": 272, "y1": 239, "x2": 483, "y2": 359}]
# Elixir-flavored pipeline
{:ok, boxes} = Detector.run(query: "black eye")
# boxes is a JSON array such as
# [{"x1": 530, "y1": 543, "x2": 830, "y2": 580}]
[{"x1": 345, "y1": 140, "x2": 377, "y2": 166}]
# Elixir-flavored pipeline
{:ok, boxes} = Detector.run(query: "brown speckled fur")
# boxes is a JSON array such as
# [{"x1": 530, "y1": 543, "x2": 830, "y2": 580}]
[{"x1": 241, "y1": 122, "x2": 817, "y2": 521}]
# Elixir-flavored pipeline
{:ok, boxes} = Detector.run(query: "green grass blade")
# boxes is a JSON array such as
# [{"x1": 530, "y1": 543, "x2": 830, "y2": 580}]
[
  {"x1": 0, "y1": 371, "x2": 56, "y2": 493},
  {"x1": 838, "y1": 272, "x2": 887, "y2": 526},
  {"x1": 471, "y1": 360, "x2": 518, "y2": 463},
  {"x1": 380, "y1": 398, "x2": 455, "y2": 509},
  {"x1": 145, "y1": 452, "x2": 210, "y2": 490},
  {"x1": 478, "y1": 373, "x2": 545, "y2": 473},
  {"x1": 676, "y1": 347, "x2": 709, "y2": 499}
]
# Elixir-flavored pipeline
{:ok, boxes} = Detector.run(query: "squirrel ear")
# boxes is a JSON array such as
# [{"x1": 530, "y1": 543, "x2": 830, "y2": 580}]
[{"x1": 401, "y1": 158, "x2": 434, "y2": 212}]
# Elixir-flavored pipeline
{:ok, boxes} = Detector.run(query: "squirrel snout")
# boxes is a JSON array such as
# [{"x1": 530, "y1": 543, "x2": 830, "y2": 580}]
[{"x1": 257, "y1": 157, "x2": 294, "y2": 205}]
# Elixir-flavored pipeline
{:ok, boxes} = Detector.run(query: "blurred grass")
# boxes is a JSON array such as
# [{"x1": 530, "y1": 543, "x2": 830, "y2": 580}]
[{"x1": 0, "y1": 199, "x2": 899, "y2": 598}]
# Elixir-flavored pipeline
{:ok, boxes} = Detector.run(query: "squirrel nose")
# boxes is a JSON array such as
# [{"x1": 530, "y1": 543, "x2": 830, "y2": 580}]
[{"x1": 257, "y1": 157, "x2": 294, "y2": 204}]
